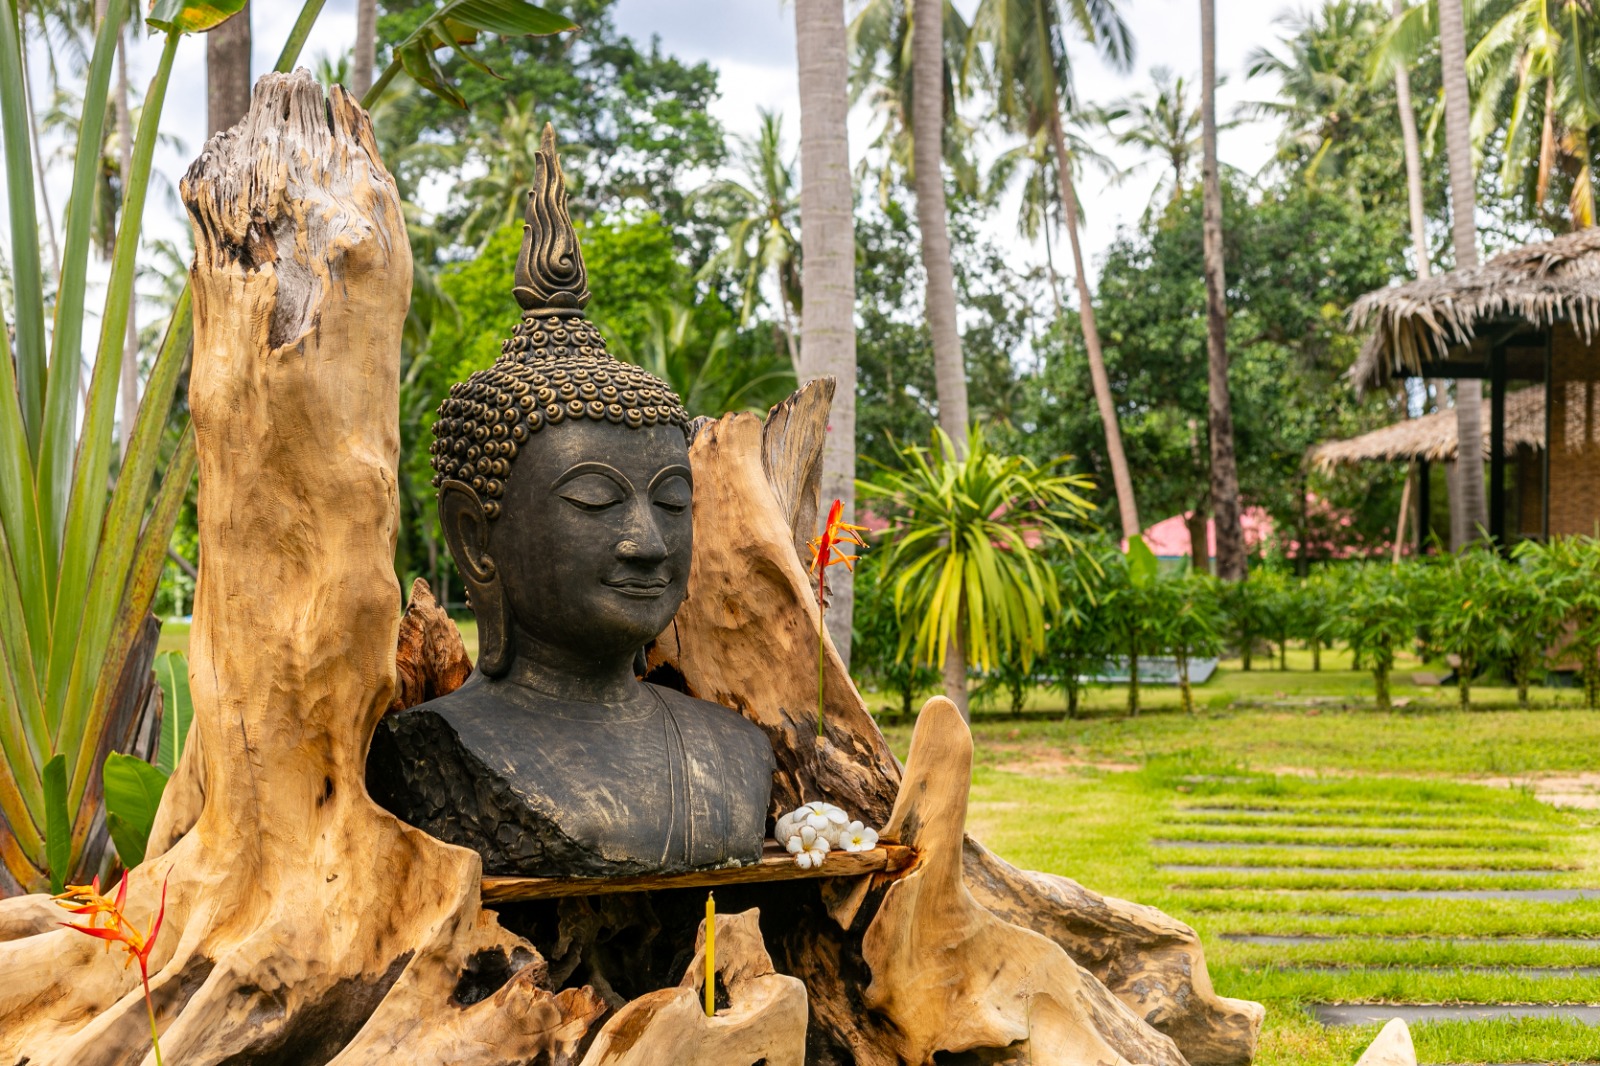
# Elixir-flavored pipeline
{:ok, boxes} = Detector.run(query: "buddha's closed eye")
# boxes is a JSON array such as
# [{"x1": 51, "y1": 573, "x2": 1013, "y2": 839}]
[
  {"x1": 652, "y1": 475, "x2": 691, "y2": 515},
  {"x1": 557, "y1": 473, "x2": 625, "y2": 511}
]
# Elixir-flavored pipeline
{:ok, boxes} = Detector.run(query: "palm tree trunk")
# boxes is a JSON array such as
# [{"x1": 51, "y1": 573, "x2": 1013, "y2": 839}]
[
  {"x1": 1042, "y1": 219, "x2": 1065, "y2": 320},
  {"x1": 774, "y1": 266, "x2": 803, "y2": 377},
  {"x1": 352, "y1": 0, "x2": 377, "y2": 100},
  {"x1": 912, "y1": 0, "x2": 970, "y2": 451},
  {"x1": 795, "y1": 0, "x2": 860, "y2": 666},
  {"x1": 1048, "y1": 106, "x2": 1140, "y2": 540},
  {"x1": 207, "y1": 4, "x2": 253, "y2": 137},
  {"x1": 1199, "y1": 0, "x2": 1246, "y2": 581},
  {"x1": 1437, "y1": 0, "x2": 1488, "y2": 543},
  {"x1": 944, "y1": 626, "x2": 970, "y2": 721},
  {"x1": 1392, "y1": 0, "x2": 1431, "y2": 285},
  {"x1": 1391, "y1": 0, "x2": 1457, "y2": 542},
  {"x1": 116, "y1": 28, "x2": 140, "y2": 459}
]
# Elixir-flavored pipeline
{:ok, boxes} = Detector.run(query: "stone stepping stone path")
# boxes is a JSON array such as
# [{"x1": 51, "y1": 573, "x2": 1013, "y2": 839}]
[
  {"x1": 1171, "y1": 784, "x2": 1600, "y2": 1062},
  {"x1": 1160, "y1": 864, "x2": 1557, "y2": 877},
  {"x1": 1312, "y1": 1004, "x2": 1600, "y2": 1027},
  {"x1": 1312, "y1": 883, "x2": 1600, "y2": 889},
  {"x1": 1224, "y1": 934, "x2": 1600, "y2": 948}
]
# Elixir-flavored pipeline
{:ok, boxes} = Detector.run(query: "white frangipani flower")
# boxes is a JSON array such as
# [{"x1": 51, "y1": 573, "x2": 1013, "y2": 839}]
[
  {"x1": 785, "y1": 824, "x2": 830, "y2": 869},
  {"x1": 839, "y1": 821, "x2": 879, "y2": 853},
  {"x1": 794, "y1": 801, "x2": 850, "y2": 844}
]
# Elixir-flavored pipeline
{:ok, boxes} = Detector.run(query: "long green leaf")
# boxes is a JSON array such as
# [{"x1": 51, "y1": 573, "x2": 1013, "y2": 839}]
[
  {"x1": 46, "y1": 30, "x2": 180, "y2": 737},
  {"x1": 42, "y1": 753, "x2": 68, "y2": 893},
  {"x1": 102, "y1": 752, "x2": 168, "y2": 868},
  {"x1": 147, "y1": 0, "x2": 245, "y2": 33},
  {"x1": 0, "y1": 523, "x2": 47, "y2": 792},
  {"x1": 54, "y1": 297, "x2": 191, "y2": 805},
  {"x1": 66, "y1": 428, "x2": 195, "y2": 822},
  {"x1": 0, "y1": 289, "x2": 50, "y2": 674},
  {"x1": 273, "y1": 0, "x2": 329, "y2": 73},
  {"x1": 39, "y1": 0, "x2": 129, "y2": 582},
  {"x1": 153, "y1": 651, "x2": 191, "y2": 777},
  {"x1": 365, "y1": 0, "x2": 577, "y2": 108},
  {"x1": 439, "y1": 0, "x2": 578, "y2": 36},
  {"x1": 0, "y1": 531, "x2": 45, "y2": 866},
  {"x1": 0, "y1": 0, "x2": 47, "y2": 458}
]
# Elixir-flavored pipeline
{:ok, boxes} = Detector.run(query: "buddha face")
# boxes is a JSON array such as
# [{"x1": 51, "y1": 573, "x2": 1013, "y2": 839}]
[{"x1": 441, "y1": 419, "x2": 694, "y2": 677}]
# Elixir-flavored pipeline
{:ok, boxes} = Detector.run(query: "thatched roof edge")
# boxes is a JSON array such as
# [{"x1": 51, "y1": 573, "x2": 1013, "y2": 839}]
[
  {"x1": 1349, "y1": 227, "x2": 1600, "y2": 390},
  {"x1": 1310, "y1": 385, "x2": 1545, "y2": 470}
]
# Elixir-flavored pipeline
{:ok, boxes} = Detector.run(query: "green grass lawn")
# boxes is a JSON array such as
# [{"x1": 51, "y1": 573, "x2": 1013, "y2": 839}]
[
  {"x1": 868, "y1": 651, "x2": 1600, "y2": 1066},
  {"x1": 157, "y1": 618, "x2": 1600, "y2": 1063}
]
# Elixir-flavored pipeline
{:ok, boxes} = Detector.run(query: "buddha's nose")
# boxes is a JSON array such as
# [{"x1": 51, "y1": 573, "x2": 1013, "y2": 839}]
[{"x1": 616, "y1": 509, "x2": 668, "y2": 564}]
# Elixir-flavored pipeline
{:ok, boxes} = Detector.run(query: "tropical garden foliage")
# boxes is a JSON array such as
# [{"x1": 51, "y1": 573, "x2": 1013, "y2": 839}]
[{"x1": 12, "y1": 0, "x2": 1600, "y2": 897}]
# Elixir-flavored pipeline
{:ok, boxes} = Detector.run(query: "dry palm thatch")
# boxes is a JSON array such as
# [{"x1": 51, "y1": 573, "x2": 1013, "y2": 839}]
[
  {"x1": 1311, "y1": 385, "x2": 1545, "y2": 470},
  {"x1": 1350, "y1": 227, "x2": 1600, "y2": 389}
]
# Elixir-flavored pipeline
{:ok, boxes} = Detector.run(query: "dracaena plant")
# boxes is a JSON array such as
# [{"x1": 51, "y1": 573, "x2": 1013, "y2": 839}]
[
  {"x1": 859, "y1": 427, "x2": 1095, "y2": 714},
  {"x1": 0, "y1": 0, "x2": 575, "y2": 894}
]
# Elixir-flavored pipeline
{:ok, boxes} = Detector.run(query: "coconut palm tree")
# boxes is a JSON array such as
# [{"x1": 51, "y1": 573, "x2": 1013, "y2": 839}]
[
  {"x1": 1382, "y1": 0, "x2": 1433, "y2": 280},
  {"x1": 1103, "y1": 65, "x2": 1203, "y2": 219},
  {"x1": 860, "y1": 427, "x2": 1096, "y2": 720},
  {"x1": 1439, "y1": 0, "x2": 1489, "y2": 544},
  {"x1": 984, "y1": 129, "x2": 1069, "y2": 314},
  {"x1": 912, "y1": 0, "x2": 969, "y2": 447},
  {"x1": 1469, "y1": 0, "x2": 1600, "y2": 228},
  {"x1": 694, "y1": 109, "x2": 803, "y2": 375},
  {"x1": 207, "y1": 2, "x2": 250, "y2": 135},
  {"x1": 794, "y1": 0, "x2": 861, "y2": 664},
  {"x1": 1200, "y1": 0, "x2": 1247, "y2": 580},
  {"x1": 849, "y1": 0, "x2": 972, "y2": 446},
  {"x1": 456, "y1": 97, "x2": 560, "y2": 250},
  {"x1": 1245, "y1": 1, "x2": 1386, "y2": 191},
  {"x1": 849, "y1": 0, "x2": 982, "y2": 205},
  {"x1": 352, "y1": 0, "x2": 377, "y2": 98},
  {"x1": 970, "y1": 0, "x2": 1141, "y2": 541}
]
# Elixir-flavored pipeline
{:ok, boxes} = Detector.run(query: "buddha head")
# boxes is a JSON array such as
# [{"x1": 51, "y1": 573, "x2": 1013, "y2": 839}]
[{"x1": 428, "y1": 125, "x2": 694, "y2": 682}]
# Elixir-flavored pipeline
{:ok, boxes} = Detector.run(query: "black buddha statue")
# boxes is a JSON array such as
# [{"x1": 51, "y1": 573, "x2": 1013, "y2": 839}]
[{"x1": 367, "y1": 125, "x2": 775, "y2": 878}]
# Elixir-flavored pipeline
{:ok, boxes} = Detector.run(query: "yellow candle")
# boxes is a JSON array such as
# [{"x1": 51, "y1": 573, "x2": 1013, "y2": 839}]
[{"x1": 704, "y1": 892, "x2": 716, "y2": 1017}]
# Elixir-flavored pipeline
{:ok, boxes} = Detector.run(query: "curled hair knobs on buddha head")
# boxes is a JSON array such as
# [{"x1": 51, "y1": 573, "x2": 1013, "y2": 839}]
[{"x1": 428, "y1": 124, "x2": 690, "y2": 519}]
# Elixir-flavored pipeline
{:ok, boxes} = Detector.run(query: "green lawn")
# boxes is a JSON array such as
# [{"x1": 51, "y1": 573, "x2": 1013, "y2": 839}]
[{"x1": 877, "y1": 661, "x2": 1600, "y2": 1066}]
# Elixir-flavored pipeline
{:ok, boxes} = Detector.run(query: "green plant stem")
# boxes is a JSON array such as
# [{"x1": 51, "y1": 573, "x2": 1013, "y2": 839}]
[
  {"x1": 363, "y1": 60, "x2": 402, "y2": 108},
  {"x1": 273, "y1": 0, "x2": 329, "y2": 73},
  {"x1": 816, "y1": 614, "x2": 826, "y2": 737},
  {"x1": 141, "y1": 969, "x2": 163, "y2": 1066}
]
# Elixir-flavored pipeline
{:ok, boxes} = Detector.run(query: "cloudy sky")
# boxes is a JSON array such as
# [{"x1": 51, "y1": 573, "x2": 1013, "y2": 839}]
[{"x1": 18, "y1": 0, "x2": 1314, "y2": 297}]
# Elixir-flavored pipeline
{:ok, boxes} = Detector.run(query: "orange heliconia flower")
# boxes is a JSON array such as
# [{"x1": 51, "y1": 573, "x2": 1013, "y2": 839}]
[
  {"x1": 808, "y1": 500, "x2": 868, "y2": 607},
  {"x1": 55, "y1": 871, "x2": 170, "y2": 1065},
  {"x1": 54, "y1": 871, "x2": 168, "y2": 974}
]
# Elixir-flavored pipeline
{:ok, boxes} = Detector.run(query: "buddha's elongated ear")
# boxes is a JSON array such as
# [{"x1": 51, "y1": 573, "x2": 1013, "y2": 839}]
[{"x1": 439, "y1": 481, "x2": 512, "y2": 677}]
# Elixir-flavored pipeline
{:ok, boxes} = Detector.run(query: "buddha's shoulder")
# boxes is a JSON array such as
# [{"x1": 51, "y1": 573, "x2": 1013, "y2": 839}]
[{"x1": 649, "y1": 685, "x2": 774, "y2": 756}]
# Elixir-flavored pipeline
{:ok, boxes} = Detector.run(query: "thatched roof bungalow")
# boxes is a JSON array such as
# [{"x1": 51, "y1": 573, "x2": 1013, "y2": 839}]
[
  {"x1": 1310, "y1": 385, "x2": 1545, "y2": 469},
  {"x1": 1346, "y1": 227, "x2": 1600, "y2": 542}
]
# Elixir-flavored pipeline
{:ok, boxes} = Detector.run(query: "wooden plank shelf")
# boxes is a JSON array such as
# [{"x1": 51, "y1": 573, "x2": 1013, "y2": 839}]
[{"x1": 481, "y1": 842, "x2": 915, "y2": 903}]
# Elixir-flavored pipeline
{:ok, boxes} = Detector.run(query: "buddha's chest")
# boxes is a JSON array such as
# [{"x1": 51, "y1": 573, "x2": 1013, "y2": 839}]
[{"x1": 442, "y1": 696, "x2": 772, "y2": 875}]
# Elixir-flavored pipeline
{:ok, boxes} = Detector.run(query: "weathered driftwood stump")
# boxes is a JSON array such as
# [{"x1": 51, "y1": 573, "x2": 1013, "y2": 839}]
[{"x1": 0, "y1": 70, "x2": 1276, "y2": 1065}]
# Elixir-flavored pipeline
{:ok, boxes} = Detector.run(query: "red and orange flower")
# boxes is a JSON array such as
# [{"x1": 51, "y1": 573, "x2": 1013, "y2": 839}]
[
  {"x1": 55, "y1": 871, "x2": 169, "y2": 1065},
  {"x1": 808, "y1": 501, "x2": 868, "y2": 735}
]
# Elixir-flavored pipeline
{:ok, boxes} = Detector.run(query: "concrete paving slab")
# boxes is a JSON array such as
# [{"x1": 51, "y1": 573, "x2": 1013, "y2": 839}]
[
  {"x1": 1318, "y1": 883, "x2": 1600, "y2": 889},
  {"x1": 1222, "y1": 934, "x2": 1600, "y2": 947},
  {"x1": 1161, "y1": 864, "x2": 1557, "y2": 877},
  {"x1": 1312, "y1": 1003, "x2": 1600, "y2": 1027}
]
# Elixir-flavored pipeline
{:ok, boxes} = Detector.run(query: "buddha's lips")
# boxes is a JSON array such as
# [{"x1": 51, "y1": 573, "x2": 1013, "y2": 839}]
[{"x1": 605, "y1": 578, "x2": 670, "y2": 597}]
